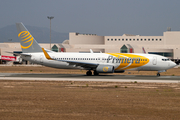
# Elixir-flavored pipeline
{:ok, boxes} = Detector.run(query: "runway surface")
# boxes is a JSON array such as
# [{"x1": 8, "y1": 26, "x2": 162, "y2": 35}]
[{"x1": 0, "y1": 73, "x2": 180, "y2": 83}]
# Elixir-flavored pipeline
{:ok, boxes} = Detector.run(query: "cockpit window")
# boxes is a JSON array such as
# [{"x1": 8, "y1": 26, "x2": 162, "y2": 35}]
[{"x1": 162, "y1": 59, "x2": 170, "y2": 61}]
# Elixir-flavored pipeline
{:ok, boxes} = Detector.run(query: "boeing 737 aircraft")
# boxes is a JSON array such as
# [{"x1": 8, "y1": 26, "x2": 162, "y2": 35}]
[{"x1": 15, "y1": 23, "x2": 177, "y2": 76}]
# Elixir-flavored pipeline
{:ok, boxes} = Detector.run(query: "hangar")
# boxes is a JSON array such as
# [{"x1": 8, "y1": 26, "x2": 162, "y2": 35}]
[{"x1": 0, "y1": 30, "x2": 180, "y2": 64}]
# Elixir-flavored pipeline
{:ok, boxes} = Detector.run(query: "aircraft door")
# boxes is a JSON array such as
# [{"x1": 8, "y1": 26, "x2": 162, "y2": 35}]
[
  {"x1": 152, "y1": 56, "x2": 157, "y2": 65},
  {"x1": 168, "y1": 62, "x2": 170, "y2": 66}
]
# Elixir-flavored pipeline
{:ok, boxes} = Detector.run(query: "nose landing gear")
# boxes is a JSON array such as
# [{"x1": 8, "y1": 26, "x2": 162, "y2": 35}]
[{"x1": 157, "y1": 70, "x2": 166, "y2": 77}]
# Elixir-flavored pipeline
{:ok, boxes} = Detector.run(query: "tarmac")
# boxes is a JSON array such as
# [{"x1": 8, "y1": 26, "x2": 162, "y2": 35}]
[{"x1": 0, "y1": 73, "x2": 180, "y2": 83}]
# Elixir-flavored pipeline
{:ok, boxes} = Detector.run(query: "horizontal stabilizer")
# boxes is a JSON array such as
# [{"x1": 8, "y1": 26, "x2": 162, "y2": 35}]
[{"x1": 5, "y1": 51, "x2": 31, "y2": 56}]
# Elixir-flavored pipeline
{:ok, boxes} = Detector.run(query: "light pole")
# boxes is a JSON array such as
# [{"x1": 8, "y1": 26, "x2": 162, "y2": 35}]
[{"x1": 47, "y1": 16, "x2": 54, "y2": 50}]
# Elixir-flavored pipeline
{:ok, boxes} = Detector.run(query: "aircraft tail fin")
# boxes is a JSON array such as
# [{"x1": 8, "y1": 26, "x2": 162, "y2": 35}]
[{"x1": 16, "y1": 23, "x2": 42, "y2": 53}]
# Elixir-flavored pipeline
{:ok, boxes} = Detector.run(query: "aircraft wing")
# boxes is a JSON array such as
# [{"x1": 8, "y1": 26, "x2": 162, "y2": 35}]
[
  {"x1": 63, "y1": 60, "x2": 98, "y2": 69},
  {"x1": 42, "y1": 48, "x2": 98, "y2": 69}
]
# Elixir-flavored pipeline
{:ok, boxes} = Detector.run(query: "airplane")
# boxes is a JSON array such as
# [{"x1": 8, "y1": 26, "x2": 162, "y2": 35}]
[{"x1": 15, "y1": 23, "x2": 177, "y2": 76}]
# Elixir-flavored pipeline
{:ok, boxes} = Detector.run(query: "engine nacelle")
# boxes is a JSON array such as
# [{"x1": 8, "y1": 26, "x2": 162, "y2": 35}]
[{"x1": 96, "y1": 65, "x2": 114, "y2": 73}]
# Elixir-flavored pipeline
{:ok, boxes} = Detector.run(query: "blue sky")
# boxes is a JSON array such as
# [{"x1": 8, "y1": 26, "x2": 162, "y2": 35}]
[{"x1": 1, "y1": 0, "x2": 180, "y2": 36}]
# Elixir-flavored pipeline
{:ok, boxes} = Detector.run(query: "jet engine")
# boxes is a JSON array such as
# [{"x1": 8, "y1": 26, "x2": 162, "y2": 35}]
[{"x1": 96, "y1": 65, "x2": 114, "y2": 73}]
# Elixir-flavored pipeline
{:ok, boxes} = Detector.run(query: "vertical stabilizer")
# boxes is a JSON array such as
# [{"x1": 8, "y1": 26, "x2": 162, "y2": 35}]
[{"x1": 16, "y1": 23, "x2": 42, "y2": 53}]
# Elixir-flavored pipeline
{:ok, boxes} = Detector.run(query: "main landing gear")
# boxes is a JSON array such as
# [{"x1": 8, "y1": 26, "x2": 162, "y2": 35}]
[
  {"x1": 157, "y1": 73, "x2": 160, "y2": 76},
  {"x1": 86, "y1": 70, "x2": 92, "y2": 76},
  {"x1": 86, "y1": 70, "x2": 99, "y2": 76},
  {"x1": 93, "y1": 70, "x2": 99, "y2": 76}
]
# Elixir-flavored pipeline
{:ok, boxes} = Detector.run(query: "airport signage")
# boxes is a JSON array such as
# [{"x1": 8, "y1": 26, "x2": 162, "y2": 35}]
[{"x1": 1, "y1": 55, "x2": 16, "y2": 61}]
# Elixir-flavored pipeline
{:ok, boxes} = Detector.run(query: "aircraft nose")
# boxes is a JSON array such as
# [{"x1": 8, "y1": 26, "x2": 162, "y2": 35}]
[{"x1": 170, "y1": 61, "x2": 177, "y2": 68}]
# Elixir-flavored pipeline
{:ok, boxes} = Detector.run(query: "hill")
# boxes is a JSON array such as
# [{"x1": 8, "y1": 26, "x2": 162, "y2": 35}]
[{"x1": 0, "y1": 25, "x2": 69, "y2": 43}]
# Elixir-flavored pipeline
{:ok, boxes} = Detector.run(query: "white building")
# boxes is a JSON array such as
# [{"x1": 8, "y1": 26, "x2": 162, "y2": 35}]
[{"x1": 66, "y1": 31, "x2": 180, "y2": 62}]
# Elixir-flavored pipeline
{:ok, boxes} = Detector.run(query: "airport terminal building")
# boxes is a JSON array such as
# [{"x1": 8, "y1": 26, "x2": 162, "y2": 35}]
[
  {"x1": 0, "y1": 30, "x2": 180, "y2": 63},
  {"x1": 65, "y1": 31, "x2": 180, "y2": 62}
]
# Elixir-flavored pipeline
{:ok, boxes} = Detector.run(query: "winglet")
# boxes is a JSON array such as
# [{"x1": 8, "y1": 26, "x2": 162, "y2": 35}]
[
  {"x1": 42, "y1": 48, "x2": 53, "y2": 60},
  {"x1": 90, "y1": 49, "x2": 93, "y2": 53}
]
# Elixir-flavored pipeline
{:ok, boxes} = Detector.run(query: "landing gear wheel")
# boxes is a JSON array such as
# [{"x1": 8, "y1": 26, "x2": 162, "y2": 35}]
[
  {"x1": 93, "y1": 70, "x2": 99, "y2": 76},
  {"x1": 157, "y1": 73, "x2": 160, "y2": 76},
  {"x1": 86, "y1": 70, "x2": 92, "y2": 76}
]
